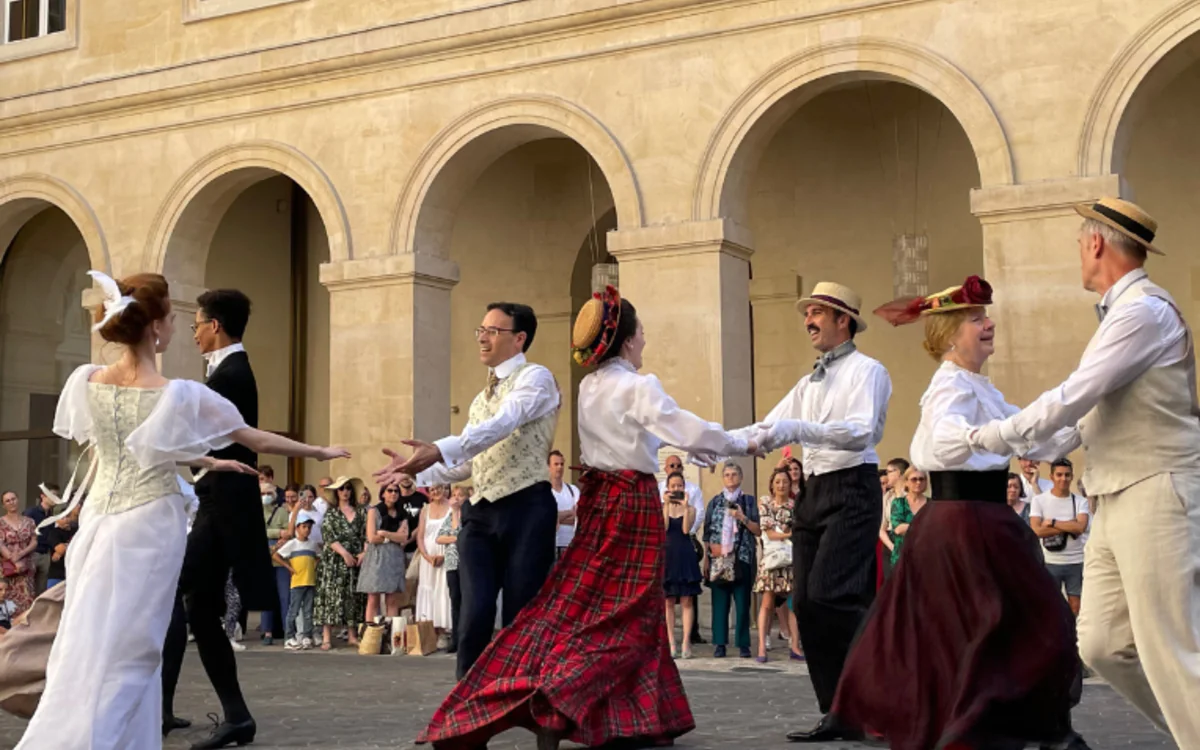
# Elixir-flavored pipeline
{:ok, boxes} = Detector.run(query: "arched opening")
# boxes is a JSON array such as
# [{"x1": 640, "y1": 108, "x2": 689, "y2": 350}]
[
  {"x1": 1117, "y1": 32, "x2": 1200, "y2": 345},
  {"x1": 443, "y1": 135, "x2": 617, "y2": 464},
  {"x1": 160, "y1": 171, "x2": 332, "y2": 484},
  {"x1": 741, "y1": 79, "x2": 984, "y2": 494},
  {"x1": 0, "y1": 205, "x2": 91, "y2": 505}
]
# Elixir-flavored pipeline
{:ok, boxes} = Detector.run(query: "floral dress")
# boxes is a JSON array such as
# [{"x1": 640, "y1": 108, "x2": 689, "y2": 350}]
[
  {"x1": 1, "y1": 516, "x2": 36, "y2": 615},
  {"x1": 754, "y1": 497, "x2": 795, "y2": 594},
  {"x1": 314, "y1": 506, "x2": 366, "y2": 627}
]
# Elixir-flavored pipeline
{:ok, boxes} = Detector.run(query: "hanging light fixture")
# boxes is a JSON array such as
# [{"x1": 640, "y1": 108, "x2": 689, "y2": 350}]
[
  {"x1": 590, "y1": 262, "x2": 619, "y2": 294},
  {"x1": 892, "y1": 233, "x2": 929, "y2": 298}
]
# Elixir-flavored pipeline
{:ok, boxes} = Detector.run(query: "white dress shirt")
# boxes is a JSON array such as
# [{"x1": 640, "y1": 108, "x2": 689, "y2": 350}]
[
  {"x1": 203, "y1": 342, "x2": 245, "y2": 377},
  {"x1": 971, "y1": 269, "x2": 1188, "y2": 455},
  {"x1": 912, "y1": 361, "x2": 1079, "y2": 472},
  {"x1": 552, "y1": 482, "x2": 579, "y2": 547},
  {"x1": 760, "y1": 349, "x2": 892, "y2": 477},
  {"x1": 578, "y1": 358, "x2": 748, "y2": 475},
  {"x1": 658, "y1": 479, "x2": 705, "y2": 534},
  {"x1": 1020, "y1": 475, "x2": 1053, "y2": 501},
  {"x1": 418, "y1": 352, "x2": 560, "y2": 486}
]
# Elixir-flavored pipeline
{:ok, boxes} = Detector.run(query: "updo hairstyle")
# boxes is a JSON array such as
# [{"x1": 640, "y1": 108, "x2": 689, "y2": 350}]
[
  {"x1": 92, "y1": 273, "x2": 171, "y2": 347},
  {"x1": 921, "y1": 308, "x2": 973, "y2": 362},
  {"x1": 595, "y1": 298, "x2": 639, "y2": 366}
]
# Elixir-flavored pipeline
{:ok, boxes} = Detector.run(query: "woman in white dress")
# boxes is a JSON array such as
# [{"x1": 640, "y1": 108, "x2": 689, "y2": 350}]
[
  {"x1": 15, "y1": 271, "x2": 348, "y2": 750},
  {"x1": 416, "y1": 482, "x2": 453, "y2": 633}
]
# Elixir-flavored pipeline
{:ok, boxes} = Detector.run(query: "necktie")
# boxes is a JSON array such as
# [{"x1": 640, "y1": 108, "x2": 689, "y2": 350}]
[
  {"x1": 811, "y1": 340, "x2": 857, "y2": 383},
  {"x1": 485, "y1": 371, "x2": 500, "y2": 399},
  {"x1": 1095, "y1": 303, "x2": 1107, "y2": 323}
]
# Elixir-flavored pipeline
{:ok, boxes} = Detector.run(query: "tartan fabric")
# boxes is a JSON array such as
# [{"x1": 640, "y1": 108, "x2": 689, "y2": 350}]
[{"x1": 418, "y1": 469, "x2": 695, "y2": 749}]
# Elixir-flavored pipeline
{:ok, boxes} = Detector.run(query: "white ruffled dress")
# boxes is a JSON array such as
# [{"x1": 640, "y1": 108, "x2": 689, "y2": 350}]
[{"x1": 16, "y1": 364, "x2": 246, "y2": 750}]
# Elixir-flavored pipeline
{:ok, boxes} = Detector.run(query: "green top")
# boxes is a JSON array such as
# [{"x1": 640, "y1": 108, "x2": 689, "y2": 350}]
[
  {"x1": 264, "y1": 502, "x2": 290, "y2": 567},
  {"x1": 888, "y1": 495, "x2": 915, "y2": 567}
]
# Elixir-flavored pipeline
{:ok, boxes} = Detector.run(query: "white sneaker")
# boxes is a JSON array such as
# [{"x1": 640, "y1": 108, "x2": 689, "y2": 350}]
[
  {"x1": 233, "y1": 623, "x2": 244, "y2": 642},
  {"x1": 229, "y1": 638, "x2": 247, "y2": 652},
  {"x1": 284, "y1": 638, "x2": 301, "y2": 651},
  {"x1": 301, "y1": 637, "x2": 314, "y2": 650},
  {"x1": 436, "y1": 633, "x2": 450, "y2": 651}
]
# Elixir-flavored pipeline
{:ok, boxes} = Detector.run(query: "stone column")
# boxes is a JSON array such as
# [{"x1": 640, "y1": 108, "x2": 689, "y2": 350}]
[
  {"x1": 609, "y1": 219, "x2": 755, "y2": 497},
  {"x1": 320, "y1": 253, "x2": 458, "y2": 480},
  {"x1": 970, "y1": 175, "x2": 1122, "y2": 409},
  {"x1": 749, "y1": 273, "x2": 804, "y2": 497},
  {"x1": 160, "y1": 283, "x2": 206, "y2": 381}
]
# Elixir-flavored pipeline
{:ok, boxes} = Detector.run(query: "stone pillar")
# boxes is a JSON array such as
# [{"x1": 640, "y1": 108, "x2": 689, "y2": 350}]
[
  {"x1": 749, "y1": 273, "x2": 804, "y2": 497},
  {"x1": 161, "y1": 284, "x2": 206, "y2": 381},
  {"x1": 609, "y1": 219, "x2": 755, "y2": 497},
  {"x1": 320, "y1": 253, "x2": 458, "y2": 480},
  {"x1": 970, "y1": 175, "x2": 1123, "y2": 411}
]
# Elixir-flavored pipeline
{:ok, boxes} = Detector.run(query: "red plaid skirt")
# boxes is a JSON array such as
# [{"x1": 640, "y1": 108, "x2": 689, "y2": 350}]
[{"x1": 418, "y1": 469, "x2": 695, "y2": 749}]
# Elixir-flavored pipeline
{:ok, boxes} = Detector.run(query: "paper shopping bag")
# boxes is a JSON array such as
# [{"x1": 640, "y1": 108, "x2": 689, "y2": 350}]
[{"x1": 406, "y1": 619, "x2": 437, "y2": 656}]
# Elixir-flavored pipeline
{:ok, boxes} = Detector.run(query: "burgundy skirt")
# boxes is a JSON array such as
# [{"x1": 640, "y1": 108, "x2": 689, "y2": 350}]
[
  {"x1": 833, "y1": 499, "x2": 1078, "y2": 749},
  {"x1": 418, "y1": 469, "x2": 694, "y2": 749}
]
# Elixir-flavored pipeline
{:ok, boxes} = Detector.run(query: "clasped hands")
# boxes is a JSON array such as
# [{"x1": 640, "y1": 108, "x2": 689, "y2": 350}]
[{"x1": 688, "y1": 421, "x2": 787, "y2": 469}]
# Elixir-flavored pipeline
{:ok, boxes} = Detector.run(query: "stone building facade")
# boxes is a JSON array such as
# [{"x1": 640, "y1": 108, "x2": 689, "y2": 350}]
[{"x1": 1, "y1": 0, "x2": 1198, "y2": 499}]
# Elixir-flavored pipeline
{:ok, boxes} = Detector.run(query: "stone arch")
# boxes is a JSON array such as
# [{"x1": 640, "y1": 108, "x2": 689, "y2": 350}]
[
  {"x1": 392, "y1": 95, "x2": 643, "y2": 257},
  {"x1": 145, "y1": 141, "x2": 351, "y2": 288},
  {"x1": 0, "y1": 173, "x2": 110, "y2": 273},
  {"x1": 693, "y1": 37, "x2": 1014, "y2": 225},
  {"x1": 1077, "y1": 0, "x2": 1200, "y2": 177}
]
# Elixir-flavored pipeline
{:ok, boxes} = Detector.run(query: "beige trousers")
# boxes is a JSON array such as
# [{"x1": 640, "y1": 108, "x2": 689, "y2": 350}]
[{"x1": 1078, "y1": 472, "x2": 1200, "y2": 746}]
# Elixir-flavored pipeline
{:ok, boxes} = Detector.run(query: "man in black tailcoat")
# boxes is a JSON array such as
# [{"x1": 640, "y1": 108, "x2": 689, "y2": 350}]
[{"x1": 162, "y1": 289, "x2": 275, "y2": 749}]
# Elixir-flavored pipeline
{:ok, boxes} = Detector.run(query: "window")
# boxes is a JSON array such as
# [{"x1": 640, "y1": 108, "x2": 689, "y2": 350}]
[{"x1": 3, "y1": 0, "x2": 65, "y2": 44}]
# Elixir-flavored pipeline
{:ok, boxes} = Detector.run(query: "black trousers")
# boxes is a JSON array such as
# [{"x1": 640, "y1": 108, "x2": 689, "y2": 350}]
[
  {"x1": 447, "y1": 569, "x2": 462, "y2": 651},
  {"x1": 162, "y1": 511, "x2": 252, "y2": 725},
  {"x1": 456, "y1": 481, "x2": 557, "y2": 679},
  {"x1": 792, "y1": 463, "x2": 881, "y2": 714}
]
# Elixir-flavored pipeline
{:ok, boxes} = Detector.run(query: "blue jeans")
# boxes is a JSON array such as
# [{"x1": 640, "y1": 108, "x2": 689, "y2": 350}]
[
  {"x1": 260, "y1": 566, "x2": 291, "y2": 635},
  {"x1": 286, "y1": 586, "x2": 315, "y2": 641}
]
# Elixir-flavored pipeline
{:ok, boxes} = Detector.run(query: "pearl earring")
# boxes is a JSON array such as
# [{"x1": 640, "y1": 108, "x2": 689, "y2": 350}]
[{"x1": 155, "y1": 337, "x2": 161, "y2": 348}]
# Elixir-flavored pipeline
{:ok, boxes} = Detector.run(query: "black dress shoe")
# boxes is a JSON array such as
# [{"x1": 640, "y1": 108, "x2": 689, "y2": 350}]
[
  {"x1": 785, "y1": 714, "x2": 864, "y2": 743},
  {"x1": 191, "y1": 714, "x2": 256, "y2": 749},
  {"x1": 691, "y1": 634, "x2": 708, "y2": 644},
  {"x1": 163, "y1": 715, "x2": 192, "y2": 736}
]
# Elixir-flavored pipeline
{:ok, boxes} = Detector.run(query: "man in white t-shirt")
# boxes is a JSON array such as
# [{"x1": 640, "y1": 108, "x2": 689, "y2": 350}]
[
  {"x1": 1030, "y1": 458, "x2": 1090, "y2": 616},
  {"x1": 1019, "y1": 457, "x2": 1053, "y2": 502},
  {"x1": 548, "y1": 450, "x2": 579, "y2": 558}
]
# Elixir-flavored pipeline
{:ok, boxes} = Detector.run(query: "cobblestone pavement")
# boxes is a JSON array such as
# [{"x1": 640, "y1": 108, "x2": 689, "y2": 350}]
[{"x1": 0, "y1": 641, "x2": 1177, "y2": 749}]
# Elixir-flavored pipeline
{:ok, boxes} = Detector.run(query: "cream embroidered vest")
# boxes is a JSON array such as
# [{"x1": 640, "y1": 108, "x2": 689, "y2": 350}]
[
  {"x1": 1078, "y1": 278, "x2": 1200, "y2": 496},
  {"x1": 468, "y1": 363, "x2": 558, "y2": 504}
]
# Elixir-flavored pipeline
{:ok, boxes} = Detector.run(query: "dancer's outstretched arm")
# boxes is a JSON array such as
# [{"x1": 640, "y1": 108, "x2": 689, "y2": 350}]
[{"x1": 231, "y1": 427, "x2": 349, "y2": 462}]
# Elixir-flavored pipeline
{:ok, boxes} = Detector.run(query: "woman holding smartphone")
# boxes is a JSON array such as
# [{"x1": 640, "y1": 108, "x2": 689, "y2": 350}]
[{"x1": 662, "y1": 471, "x2": 701, "y2": 658}]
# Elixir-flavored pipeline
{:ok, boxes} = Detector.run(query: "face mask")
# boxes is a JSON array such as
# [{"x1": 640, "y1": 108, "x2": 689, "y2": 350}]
[{"x1": 262, "y1": 494, "x2": 275, "y2": 505}]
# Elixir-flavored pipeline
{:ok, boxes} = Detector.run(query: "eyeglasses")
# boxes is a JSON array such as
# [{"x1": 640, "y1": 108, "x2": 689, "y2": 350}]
[
  {"x1": 474, "y1": 326, "x2": 516, "y2": 338},
  {"x1": 190, "y1": 318, "x2": 215, "y2": 333}
]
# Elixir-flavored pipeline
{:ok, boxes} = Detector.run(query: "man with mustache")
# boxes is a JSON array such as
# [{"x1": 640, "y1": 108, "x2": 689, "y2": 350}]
[
  {"x1": 745, "y1": 281, "x2": 892, "y2": 743},
  {"x1": 375, "y1": 302, "x2": 560, "y2": 679}
]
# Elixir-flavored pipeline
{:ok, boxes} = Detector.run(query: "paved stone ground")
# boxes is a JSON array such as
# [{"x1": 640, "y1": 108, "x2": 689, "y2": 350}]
[{"x1": 0, "y1": 641, "x2": 1176, "y2": 750}]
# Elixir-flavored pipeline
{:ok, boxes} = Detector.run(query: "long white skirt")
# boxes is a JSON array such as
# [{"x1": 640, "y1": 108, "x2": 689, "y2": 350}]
[
  {"x1": 16, "y1": 494, "x2": 188, "y2": 750},
  {"x1": 415, "y1": 522, "x2": 452, "y2": 630}
]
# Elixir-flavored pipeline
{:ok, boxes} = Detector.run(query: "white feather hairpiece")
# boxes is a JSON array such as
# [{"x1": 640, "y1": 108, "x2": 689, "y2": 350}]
[{"x1": 88, "y1": 270, "x2": 135, "y2": 332}]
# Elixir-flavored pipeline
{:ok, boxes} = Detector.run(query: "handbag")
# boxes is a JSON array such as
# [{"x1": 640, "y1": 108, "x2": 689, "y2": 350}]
[
  {"x1": 761, "y1": 539, "x2": 793, "y2": 571},
  {"x1": 1041, "y1": 494, "x2": 1077, "y2": 553},
  {"x1": 708, "y1": 553, "x2": 736, "y2": 583},
  {"x1": 357, "y1": 620, "x2": 387, "y2": 655}
]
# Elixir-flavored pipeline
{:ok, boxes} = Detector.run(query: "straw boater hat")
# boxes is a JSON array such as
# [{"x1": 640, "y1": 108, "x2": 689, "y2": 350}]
[
  {"x1": 796, "y1": 281, "x2": 869, "y2": 333},
  {"x1": 874, "y1": 275, "x2": 994, "y2": 327},
  {"x1": 572, "y1": 285, "x2": 622, "y2": 366},
  {"x1": 325, "y1": 476, "x2": 366, "y2": 502},
  {"x1": 1075, "y1": 197, "x2": 1163, "y2": 256}
]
